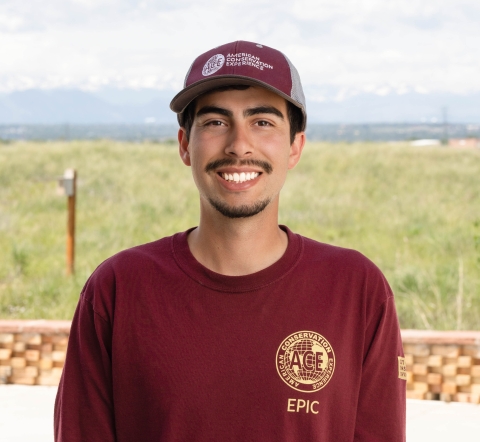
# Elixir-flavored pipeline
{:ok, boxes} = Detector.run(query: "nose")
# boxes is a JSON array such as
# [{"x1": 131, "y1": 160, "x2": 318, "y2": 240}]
[{"x1": 224, "y1": 123, "x2": 253, "y2": 158}]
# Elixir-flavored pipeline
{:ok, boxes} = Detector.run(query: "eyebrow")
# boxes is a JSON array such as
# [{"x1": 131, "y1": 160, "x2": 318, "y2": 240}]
[
  {"x1": 196, "y1": 106, "x2": 232, "y2": 118},
  {"x1": 244, "y1": 106, "x2": 284, "y2": 119},
  {"x1": 195, "y1": 105, "x2": 284, "y2": 120}
]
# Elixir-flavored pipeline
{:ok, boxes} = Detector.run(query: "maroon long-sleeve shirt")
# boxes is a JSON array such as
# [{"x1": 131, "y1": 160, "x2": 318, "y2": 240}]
[{"x1": 55, "y1": 226, "x2": 406, "y2": 441}]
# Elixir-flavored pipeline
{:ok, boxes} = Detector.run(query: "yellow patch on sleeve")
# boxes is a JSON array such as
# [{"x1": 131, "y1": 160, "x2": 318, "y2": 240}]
[{"x1": 398, "y1": 356, "x2": 407, "y2": 380}]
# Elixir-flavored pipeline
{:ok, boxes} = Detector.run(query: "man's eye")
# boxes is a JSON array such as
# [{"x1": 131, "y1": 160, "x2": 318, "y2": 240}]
[
  {"x1": 256, "y1": 120, "x2": 272, "y2": 127},
  {"x1": 206, "y1": 120, "x2": 224, "y2": 126}
]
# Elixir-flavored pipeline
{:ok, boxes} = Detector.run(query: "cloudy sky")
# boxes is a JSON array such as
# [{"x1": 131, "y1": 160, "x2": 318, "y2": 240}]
[{"x1": 1, "y1": 0, "x2": 479, "y2": 100}]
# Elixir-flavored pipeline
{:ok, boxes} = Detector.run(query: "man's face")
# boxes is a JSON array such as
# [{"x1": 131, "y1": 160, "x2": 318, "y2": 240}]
[{"x1": 178, "y1": 85, "x2": 305, "y2": 219}]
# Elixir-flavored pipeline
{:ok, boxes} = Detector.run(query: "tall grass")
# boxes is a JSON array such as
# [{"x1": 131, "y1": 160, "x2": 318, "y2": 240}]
[{"x1": 0, "y1": 140, "x2": 479, "y2": 329}]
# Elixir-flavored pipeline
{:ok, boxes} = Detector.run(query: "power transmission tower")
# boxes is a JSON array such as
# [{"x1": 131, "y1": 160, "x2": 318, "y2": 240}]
[{"x1": 442, "y1": 107, "x2": 449, "y2": 145}]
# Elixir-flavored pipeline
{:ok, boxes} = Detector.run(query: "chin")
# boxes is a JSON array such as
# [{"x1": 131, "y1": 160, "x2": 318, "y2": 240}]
[{"x1": 208, "y1": 197, "x2": 271, "y2": 219}]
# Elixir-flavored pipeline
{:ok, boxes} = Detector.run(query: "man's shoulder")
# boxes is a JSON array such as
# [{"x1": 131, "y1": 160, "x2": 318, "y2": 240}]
[
  {"x1": 86, "y1": 232, "x2": 182, "y2": 285},
  {"x1": 297, "y1": 234, "x2": 393, "y2": 306},
  {"x1": 102, "y1": 235, "x2": 172, "y2": 268},
  {"x1": 295, "y1": 233, "x2": 390, "y2": 289},
  {"x1": 300, "y1": 234, "x2": 376, "y2": 268},
  {"x1": 79, "y1": 233, "x2": 184, "y2": 307}
]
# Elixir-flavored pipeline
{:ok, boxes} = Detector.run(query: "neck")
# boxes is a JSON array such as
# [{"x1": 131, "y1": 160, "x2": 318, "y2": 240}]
[{"x1": 187, "y1": 199, "x2": 288, "y2": 276}]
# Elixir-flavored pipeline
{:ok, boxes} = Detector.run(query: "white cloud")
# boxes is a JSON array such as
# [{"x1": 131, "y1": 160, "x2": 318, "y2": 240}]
[
  {"x1": 0, "y1": 13, "x2": 25, "y2": 32},
  {"x1": 0, "y1": 0, "x2": 479, "y2": 94}
]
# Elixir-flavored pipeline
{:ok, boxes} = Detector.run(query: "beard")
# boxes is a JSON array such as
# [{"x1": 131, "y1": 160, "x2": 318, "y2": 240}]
[
  {"x1": 207, "y1": 196, "x2": 271, "y2": 218},
  {"x1": 203, "y1": 157, "x2": 274, "y2": 218}
]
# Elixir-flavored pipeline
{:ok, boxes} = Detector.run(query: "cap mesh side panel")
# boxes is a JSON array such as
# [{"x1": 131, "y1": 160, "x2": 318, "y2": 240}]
[
  {"x1": 183, "y1": 61, "x2": 195, "y2": 88},
  {"x1": 282, "y1": 54, "x2": 306, "y2": 111}
]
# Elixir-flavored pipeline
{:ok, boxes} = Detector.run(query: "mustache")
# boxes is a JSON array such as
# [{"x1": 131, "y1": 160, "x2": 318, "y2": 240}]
[{"x1": 205, "y1": 158, "x2": 273, "y2": 174}]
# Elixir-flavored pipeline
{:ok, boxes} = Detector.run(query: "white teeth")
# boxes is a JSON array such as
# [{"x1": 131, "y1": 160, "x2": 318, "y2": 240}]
[{"x1": 222, "y1": 172, "x2": 259, "y2": 182}]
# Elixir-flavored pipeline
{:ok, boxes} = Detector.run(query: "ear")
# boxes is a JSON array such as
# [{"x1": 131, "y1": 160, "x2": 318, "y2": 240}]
[
  {"x1": 287, "y1": 131, "x2": 306, "y2": 170},
  {"x1": 178, "y1": 128, "x2": 191, "y2": 166}
]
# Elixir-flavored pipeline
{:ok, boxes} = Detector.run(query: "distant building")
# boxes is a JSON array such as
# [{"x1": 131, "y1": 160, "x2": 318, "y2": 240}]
[
  {"x1": 448, "y1": 138, "x2": 480, "y2": 149},
  {"x1": 410, "y1": 139, "x2": 441, "y2": 147}
]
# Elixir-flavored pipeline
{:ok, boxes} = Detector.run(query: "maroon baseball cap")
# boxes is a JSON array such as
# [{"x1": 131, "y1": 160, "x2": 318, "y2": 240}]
[{"x1": 170, "y1": 40, "x2": 306, "y2": 130}]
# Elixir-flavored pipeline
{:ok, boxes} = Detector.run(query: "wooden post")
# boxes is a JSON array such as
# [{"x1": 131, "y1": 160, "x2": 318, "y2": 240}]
[{"x1": 64, "y1": 169, "x2": 76, "y2": 275}]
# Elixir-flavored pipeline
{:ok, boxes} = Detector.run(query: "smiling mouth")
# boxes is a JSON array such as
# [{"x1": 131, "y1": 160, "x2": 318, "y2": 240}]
[{"x1": 220, "y1": 172, "x2": 260, "y2": 183}]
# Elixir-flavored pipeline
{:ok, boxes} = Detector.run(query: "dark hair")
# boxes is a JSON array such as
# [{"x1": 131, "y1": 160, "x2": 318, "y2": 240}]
[{"x1": 179, "y1": 85, "x2": 304, "y2": 144}]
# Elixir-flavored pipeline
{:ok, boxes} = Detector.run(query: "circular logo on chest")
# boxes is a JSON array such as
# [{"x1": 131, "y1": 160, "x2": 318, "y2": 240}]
[
  {"x1": 202, "y1": 54, "x2": 225, "y2": 76},
  {"x1": 276, "y1": 331, "x2": 335, "y2": 393}
]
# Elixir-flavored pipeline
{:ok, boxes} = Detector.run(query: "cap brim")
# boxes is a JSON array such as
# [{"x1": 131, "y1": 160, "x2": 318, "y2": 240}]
[{"x1": 170, "y1": 75, "x2": 306, "y2": 130}]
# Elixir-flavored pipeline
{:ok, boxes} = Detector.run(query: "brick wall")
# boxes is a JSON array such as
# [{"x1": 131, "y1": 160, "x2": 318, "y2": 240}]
[
  {"x1": 402, "y1": 330, "x2": 480, "y2": 404},
  {"x1": 1, "y1": 321, "x2": 480, "y2": 403},
  {"x1": 0, "y1": 320, "x2": 70, "y2": 386}
]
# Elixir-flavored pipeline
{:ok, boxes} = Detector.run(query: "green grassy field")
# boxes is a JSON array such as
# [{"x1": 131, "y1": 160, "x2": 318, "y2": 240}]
[{"x1": 1, "y1": 140, "x2": 479, "y2": 330}]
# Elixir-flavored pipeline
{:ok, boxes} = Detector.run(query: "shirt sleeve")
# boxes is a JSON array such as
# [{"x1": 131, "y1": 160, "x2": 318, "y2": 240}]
[
  {"x1": 54, "y1": 294, "x2": 116, "y2": 441},
  {"x1": 354, "y1": 293, "x2": 406, "y2": 442}
]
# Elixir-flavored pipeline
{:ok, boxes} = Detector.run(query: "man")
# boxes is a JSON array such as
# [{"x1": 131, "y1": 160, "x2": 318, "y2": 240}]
[{"x1": 55, "y1": 41, "x2": 406, "y2": 441}]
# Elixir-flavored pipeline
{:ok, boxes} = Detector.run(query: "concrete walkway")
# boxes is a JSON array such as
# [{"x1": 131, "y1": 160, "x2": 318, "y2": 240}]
[
  {"x1": 0, "y1": 385, "x2": 57, "y2": 442},
  {"x1": 1, "y1": 385, "x2": 479, "y2": 441},
  {"x1": 406, "y1": 398, "x2": 480, "y2": 441}
]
